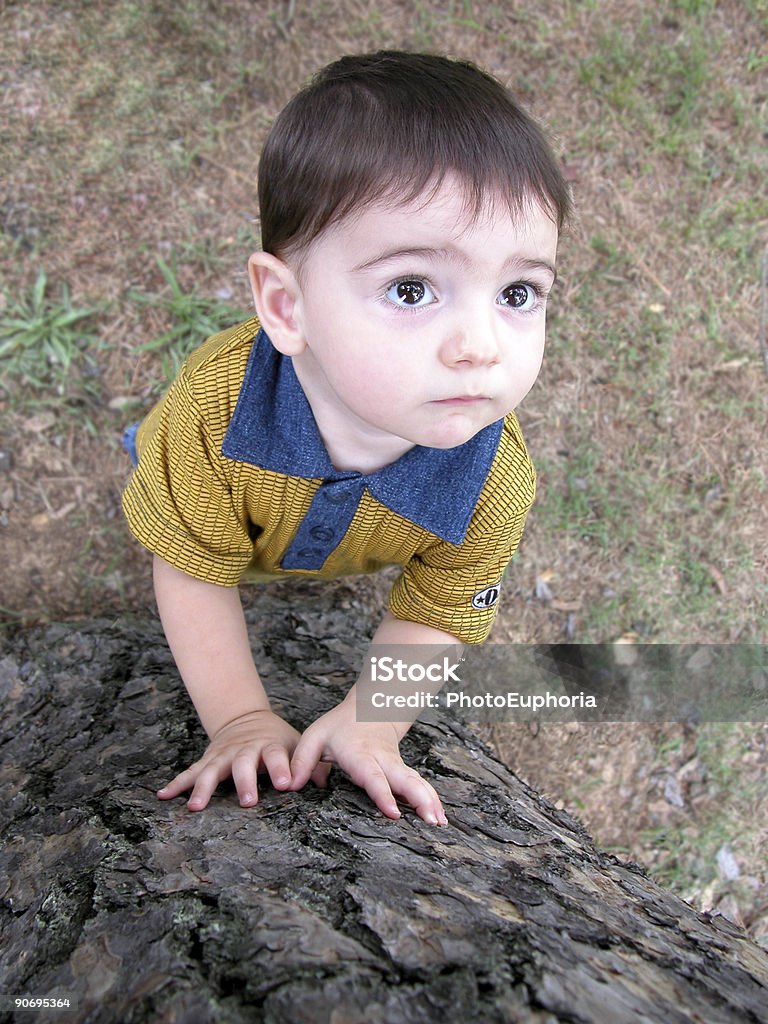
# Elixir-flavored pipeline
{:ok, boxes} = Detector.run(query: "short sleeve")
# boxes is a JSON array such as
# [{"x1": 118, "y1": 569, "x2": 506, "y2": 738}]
[
  {"x1": 388, "y1": 419, "x2": 535, "y2": 644},
  {"x1": 121, "y1": 370, "x2": 253, "y2": 585}
]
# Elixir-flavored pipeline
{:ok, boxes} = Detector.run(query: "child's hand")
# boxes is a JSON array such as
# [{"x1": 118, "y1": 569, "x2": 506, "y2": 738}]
[
  {"x1": 289, "y1": 700, "x2": 448, "y2": 826},
  {"x1": 158, "y1": 709, "x2": 330, "y2": 811}
]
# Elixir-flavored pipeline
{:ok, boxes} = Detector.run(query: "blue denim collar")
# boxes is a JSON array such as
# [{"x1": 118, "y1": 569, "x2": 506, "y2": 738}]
[{"x1": 221, "y1": 328, "x2": 502, "y2": 545}]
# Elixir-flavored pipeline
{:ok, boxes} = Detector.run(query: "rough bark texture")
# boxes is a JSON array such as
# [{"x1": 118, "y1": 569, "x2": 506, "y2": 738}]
[{"x1": 2, "y1": 582, "x2": 767, "y2": 1024}]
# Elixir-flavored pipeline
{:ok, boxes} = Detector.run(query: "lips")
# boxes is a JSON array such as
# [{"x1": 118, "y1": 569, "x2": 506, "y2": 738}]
[{"x1": 433, "y1": 395, "x2": 489, "y2": 404}]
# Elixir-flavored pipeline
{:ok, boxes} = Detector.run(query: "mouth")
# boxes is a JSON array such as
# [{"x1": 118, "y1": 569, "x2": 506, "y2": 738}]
[{"x1": 432, "y1": 395, "x2": 489, "y2": 405}]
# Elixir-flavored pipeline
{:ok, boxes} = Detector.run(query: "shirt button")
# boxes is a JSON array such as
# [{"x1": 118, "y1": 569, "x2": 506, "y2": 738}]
[
  {"x1": 310, "y1": 526, "x2": 334, "y2": 541},
  {"x1": 297, "y1": 547, "x2": 324, "y2": 560},
  {"x1": 323, "y1": 489, "x2": 352, "y2": 504}
]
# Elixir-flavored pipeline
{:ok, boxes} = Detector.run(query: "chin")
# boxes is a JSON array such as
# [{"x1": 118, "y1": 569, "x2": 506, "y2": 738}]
[{"x1": 420, "y1": 425, "x2": 485, "y2": 450}]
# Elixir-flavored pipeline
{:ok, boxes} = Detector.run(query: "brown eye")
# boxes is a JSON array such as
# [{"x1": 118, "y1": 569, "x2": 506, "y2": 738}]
[
  {"x1": 397, "y1": 281, "x2": 425, "y2": 304},
  {"x1": 498, "y1": 283, "x2": 537, "y2": 310},
  {"x1": 386, "y1": 278, "x2": 435, "y2": 307}
]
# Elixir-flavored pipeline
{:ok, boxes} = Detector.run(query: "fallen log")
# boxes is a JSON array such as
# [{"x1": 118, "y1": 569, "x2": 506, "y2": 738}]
[{"x1": 1, "y1": 581, "x2": 767, "y2": 1023}]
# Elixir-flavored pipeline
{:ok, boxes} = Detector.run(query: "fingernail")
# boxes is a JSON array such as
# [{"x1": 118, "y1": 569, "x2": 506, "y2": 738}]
[
  {"x1": 439, "y1": 815, "x2": 449, "y2": 827},
  {"x1": 274, "y1": 776, "x2": 289, "y2": 788},
  {"x1": 425, "y1": 812, "x2": 438, "y2": 826},
  {"x1": 241, "y1": 792, "x2": 255, "y2": 805}
]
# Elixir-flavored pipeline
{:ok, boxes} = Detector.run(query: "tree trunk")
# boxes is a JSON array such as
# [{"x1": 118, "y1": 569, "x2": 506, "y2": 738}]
[{"x1": 2, "y1": 581, "x2": 767, "y2": 1024}]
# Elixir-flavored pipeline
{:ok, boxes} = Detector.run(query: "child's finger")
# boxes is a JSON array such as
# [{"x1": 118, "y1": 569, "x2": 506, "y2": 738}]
[
  {"x1": 382, "y1": 761, "x2": 447, "y2": 826},
  {"x1": 363, "y1": 776, "x2": 401, "y2": 820},
  {"x1": 310, "y1": 762, "x2": 331, "y2": 789},
  {"x1": 260, "y1": 742, "x2": 292, "y2": 792},
  {"x1": 185, "y1": 760, "x2": 229, "y2": 811},
  {"x1": 347, "y1": 758, "x2": 401, "y2": 820},
  {"x1": 289, "y1": 733, "x2": 325, "y2": 789},
  {"x1": 157, "y1": 764, "x2": 200, "y2": 800},
  {"x1": 231, "y1": 751, "x2": 261, "y2": 807}
]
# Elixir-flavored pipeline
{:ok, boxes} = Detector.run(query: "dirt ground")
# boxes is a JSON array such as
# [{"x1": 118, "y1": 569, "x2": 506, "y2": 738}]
[{"x1": 1, "y1": 0, "x2": 766, "y2": 947}]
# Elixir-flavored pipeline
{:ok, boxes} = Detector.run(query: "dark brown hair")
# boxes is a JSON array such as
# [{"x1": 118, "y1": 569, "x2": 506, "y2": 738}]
[{"x1": 258, "y1": 51, "x2": 571, "y2": 259}]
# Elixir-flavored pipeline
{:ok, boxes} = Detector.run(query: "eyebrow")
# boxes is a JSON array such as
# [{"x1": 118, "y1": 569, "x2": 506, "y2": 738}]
[
  {"x1": 352, "y1": 246, "x2": 448, "y2": 272},
  {"x1": 352, "y1": 247, "x2": 557, "y2": 284},
  {"x1": 510, "y1": 257, "x2": 558, "y2": 285}
]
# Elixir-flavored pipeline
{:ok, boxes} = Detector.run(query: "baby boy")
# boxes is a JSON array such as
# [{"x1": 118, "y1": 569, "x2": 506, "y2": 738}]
[{"x1": 122, "y1": 50, "x2": 571, "y2": 826}]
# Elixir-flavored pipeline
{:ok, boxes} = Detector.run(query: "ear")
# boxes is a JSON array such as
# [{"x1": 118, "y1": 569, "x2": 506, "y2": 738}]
[{"x1": 247, "y1": 252, "x2": 307, "y2": 356}]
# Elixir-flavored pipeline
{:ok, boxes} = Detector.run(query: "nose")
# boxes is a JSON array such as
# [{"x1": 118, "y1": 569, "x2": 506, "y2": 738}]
[{"x1": 439, "y1": 319, "x2": 500, "y2": 368}]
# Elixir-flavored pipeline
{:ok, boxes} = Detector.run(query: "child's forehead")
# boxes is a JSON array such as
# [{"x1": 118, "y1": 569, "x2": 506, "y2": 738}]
[
  {"x1": 284, "y1": 175, "x2": 560, "y2": 282},
  {"x1": 321, "y1": 177, "x2": 555, "y2": 248}
]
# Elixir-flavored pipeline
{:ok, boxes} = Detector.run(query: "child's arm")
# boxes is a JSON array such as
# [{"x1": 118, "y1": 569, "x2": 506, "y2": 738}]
[
  {"x1": 153, "y1": 555, "x2": 328, "y2": 810},
  {"x1": 289, "y1": 612, "x2": 455, "y2": 826}
]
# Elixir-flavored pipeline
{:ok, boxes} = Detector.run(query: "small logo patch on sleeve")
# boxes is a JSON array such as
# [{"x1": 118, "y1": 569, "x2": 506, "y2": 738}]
[{"x1": 472, "y1": 582, "x2": 501, "y2": 609}]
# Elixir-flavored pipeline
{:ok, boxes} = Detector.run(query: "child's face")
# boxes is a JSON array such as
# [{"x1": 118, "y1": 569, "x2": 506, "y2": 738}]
[{"x1": 276, "y1": 178, "x2": 558, "y2": 467}]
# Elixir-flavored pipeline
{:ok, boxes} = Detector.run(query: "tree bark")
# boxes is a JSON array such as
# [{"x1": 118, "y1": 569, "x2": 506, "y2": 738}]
[{"x1": 1, "y1": 581, "x2": 767, "y2": 1024}]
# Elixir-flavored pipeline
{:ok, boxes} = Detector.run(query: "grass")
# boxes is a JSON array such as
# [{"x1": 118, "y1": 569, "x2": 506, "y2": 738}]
[
  {"x1": 522, "y1": 0, "x2": 767, "y2": 646},
  {"x1": 130, "y1": 254, "x2": 251, "y2": 389},
  {"x1": 640, "y1": 722, "x2": 767, "y2": 902},
  {"x1": 577, "y1": 13, "x2": 715, "y2": 156},
  {"x1": 0, "y1": 269, "x2": 105, "y2": 412},
  {"x1": 534, "y1": 438, "x2": 756, "y2": 640}
]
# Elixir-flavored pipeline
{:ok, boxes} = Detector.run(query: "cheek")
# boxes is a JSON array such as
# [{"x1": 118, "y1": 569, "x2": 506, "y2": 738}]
[
  {"x1": 346, "y1": 361, "x2": 400, "y2": 402},
  {"x1": 338, "y1": 354, "x2": 411, "y2": 419},
  {"x1": 337, "y1": 334, "x2": 413, "y2": 387},
  {"x1": 518, "y1": 323, "x2": 546, "y2": 366},
  {"x1": 503, "y1": 332, "x2": 544, "y2": 393}
]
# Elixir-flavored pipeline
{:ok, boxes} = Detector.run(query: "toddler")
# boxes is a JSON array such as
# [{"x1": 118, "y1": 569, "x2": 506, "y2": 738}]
[{"x1": 122, "y1": 50, "x2": 571, "y2": 825}]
